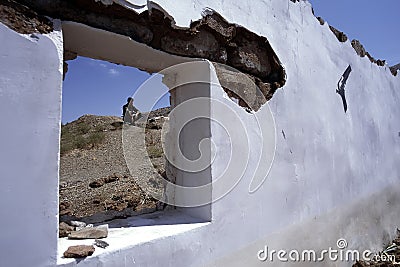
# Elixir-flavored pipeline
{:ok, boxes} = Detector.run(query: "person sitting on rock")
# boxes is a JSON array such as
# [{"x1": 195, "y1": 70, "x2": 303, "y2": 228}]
[{"x1": 122, "y1": 97, "x2": 141, "y2": 125}]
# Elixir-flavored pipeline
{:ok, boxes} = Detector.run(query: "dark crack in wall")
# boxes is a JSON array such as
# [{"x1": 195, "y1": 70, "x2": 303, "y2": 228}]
[{"x1": 12, "y1": 0, "x2": 286, "y2": 110}]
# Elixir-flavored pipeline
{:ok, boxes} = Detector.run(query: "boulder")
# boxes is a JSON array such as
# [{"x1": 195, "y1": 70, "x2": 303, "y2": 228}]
[
  {"x1": 68, "y1": 224, "x2": 108, "y2": 239},
  {"x1": 59, "y1": 222, "x2": 74, "y2": 238},
  {"x1": 63, "y1": 245, "x2": 95, "y2": 258}
]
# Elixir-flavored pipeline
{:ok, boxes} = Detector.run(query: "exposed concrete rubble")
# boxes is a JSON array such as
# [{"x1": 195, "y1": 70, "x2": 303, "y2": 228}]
[
  {"x1": 0, "y1": 0, "x2": 52, "y2": 34},
  {"x1": 366, "y1": 52, "x2": 386, "y2": 66},
  {"x1": 390, "y1": 63, "x2": 400, "y2": 76},
  {"x1": 314, "y1": 16, "x2": 389, "y2": 71},
  {"x1": 14, "y1": 0, "x2": 285, "y2": 107},
  {"x1": 329, "y1": 25, "x2": 348, "y2": 43},
  {"x1": 213, "y1": 63, "x2": 268, "y2": 111},
  {"x1": 351, "y1": 39, "x2": 386, "y2": 66},
  {"x1": 316, "y1": 16, "x2": 325, "y2": 25},
  {"x1": 351, "y1": 39, "x2": 366, "y2": 57}
]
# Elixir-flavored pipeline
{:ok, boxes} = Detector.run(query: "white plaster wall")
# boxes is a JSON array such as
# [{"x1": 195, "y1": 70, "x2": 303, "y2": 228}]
[
  {"x1": 0, "y1": 22, "x2": 63, "y2": 267},
  {"x1": 164, "y1": 61, "x2": 212, "y2": 220},
  {"x1": 204, "y1": 0, "x2": 400, "y2": 265},
  {"x1": 1, "y1": 0, "x2": 399, "y2": 266},
  {"x1": 109, "y1": 0, "x2": 400, "y2": 266}
]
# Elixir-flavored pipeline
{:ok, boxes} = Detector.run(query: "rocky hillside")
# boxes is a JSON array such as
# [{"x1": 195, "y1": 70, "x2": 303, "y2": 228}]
[{"x1": 59, "y1": 110, "x2": 169, "y2": 224}]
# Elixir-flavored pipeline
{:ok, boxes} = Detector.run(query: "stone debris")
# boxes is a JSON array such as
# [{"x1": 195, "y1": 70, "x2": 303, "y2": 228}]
[
  {"x1": 68, "y1": 224, "x2": 108, "y2": 239},
  {"x1": 0, "y1": 0, "x2": 53, "y2": 34},
  {"x1": 353, "y1": 231, "x2": 400, "y2": 266},
  {"x1": 63, "y1": 245, "x2": 95, "y2": 258},
  {"x1": 59, "y1": 222, "x2": 74, "y2": 238},
  {"x1": 351, "y1": 40, "x2": 366, "y2": 57},
  {"x1": 69, "y1": 221, "x2": 86, "y2": 228},
  {"x1": 59, "y1": 201, "x2": 72, "y2": 216},
  {"x1": 329, "y1": 25, "x2": 348, "y2": 42},
  {"x1": 94, "y1": 239, "x2": 109, "y2": 249},
  {"x1": 390, "y1": 63, "x2": 400, "y2": 76},
  {"x1": 89, "y1": 173, "x2": 121, "y2": 188},
  {"x1": 76, "y1": 224, "x2": 93, "y2": 231}
]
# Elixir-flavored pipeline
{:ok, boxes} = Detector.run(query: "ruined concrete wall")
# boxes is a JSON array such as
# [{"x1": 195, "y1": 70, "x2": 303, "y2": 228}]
[
  {"x1": 206, "y1": 1, "x2": 400, "y2": 265},
  {"x1": 0, "y1": 0, "x2": 399, "y2": 266},
  {"x1": 57, "y1": 1, "x2": 400, "y2": 266},
  {"x1": 12, "y1": 0, "x2": 286, "y2": 110},
  {"x1": 0, "y1": 20, "x2": 62, "y2": 267}
]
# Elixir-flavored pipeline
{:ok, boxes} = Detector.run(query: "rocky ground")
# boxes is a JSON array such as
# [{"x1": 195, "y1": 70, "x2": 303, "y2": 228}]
[
  {"x1": 353, "y1": 233, "x2": 400, "y2": 266},
  {"x1": 59, "y1": 110, "x2": 169, "y2": 225}
]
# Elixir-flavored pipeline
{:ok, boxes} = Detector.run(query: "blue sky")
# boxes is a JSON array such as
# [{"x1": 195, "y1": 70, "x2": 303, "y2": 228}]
[
  {"x1": 62, "y1": 1, "x2": 399, "y2": 123},
  {"x1": 309, "y1": 0, "x2": 399, "y2": 66},
  {"x1": 62, "y1": 58, "x2": 170, "y2": 123}
]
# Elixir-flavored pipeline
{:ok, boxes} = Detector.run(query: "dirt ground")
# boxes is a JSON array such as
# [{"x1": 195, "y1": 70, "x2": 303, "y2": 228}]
[{"x1": 59, "y1": 113, "x2": 167, "y2": 224}]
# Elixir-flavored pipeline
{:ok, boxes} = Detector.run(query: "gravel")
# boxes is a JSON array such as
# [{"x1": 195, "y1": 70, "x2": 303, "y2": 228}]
[{"x1": 59, "y1": 114, "x2": 167, "y2": 222}]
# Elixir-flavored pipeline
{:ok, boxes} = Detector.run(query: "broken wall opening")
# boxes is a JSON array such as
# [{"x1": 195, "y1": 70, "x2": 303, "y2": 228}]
[
  {"x1": 16, "y1": 0, "x2": 286, "y2": 111},
  {"x1": 60, "y1": 19, "x2": 213, "y2": 234},
  {"x1": 60, "y1": 56, "x2": 173, "y2": 231}
]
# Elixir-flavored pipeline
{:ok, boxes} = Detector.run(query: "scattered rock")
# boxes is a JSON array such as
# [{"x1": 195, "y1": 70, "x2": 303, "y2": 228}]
[
  {"x1": 104, "y1": 173, "x2": 121, "y2": 183},
  {"x1": 94, "y1": 239, "x2": 109, "y2": 249},
  {"x1": 70, "y1": 221, "x2": 86, "y2": 228},
  {"x1": 59, "y1": 114, "x2": 163, "y2": 220},
  {"x1": 59, "y1": 202, "x2": 72, "y2": 216},
  {"x1": 317, "y1": 17, "x2": 325, "y2": 25},
  {"x1": 353, "y1": 261, "x2": 369, "y2": 267},
  {"x1": 63, "y1": 245, "x2": 95, "y2": 258},
  {"x1": 110, "y1": 121, "x2": 123, "y2": 130},
  {"x1": 76, "y1": 224, "x2": 93, "y2": 231},
  {"x1": 89, "y1": 174, "x2": 120, "y2": 188},
  {"x1": 68, "y1": 224, "x2": 108, "y2": 239},
  {"x1": 89, "y1": 179, "x2": 105, "y2": 188},
  {"x1": 59, "y1": 222, "x2": 74, "y2": 238}
]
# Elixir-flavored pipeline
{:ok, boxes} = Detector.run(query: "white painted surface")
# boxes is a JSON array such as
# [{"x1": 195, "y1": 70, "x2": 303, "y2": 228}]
[
  {"x1": 0, "y1": 0, "x2": 399, "y2": 266},
  {"x1": 58, "y1": 211, "x2": 210, "y2": 266},
  {"x1": 62, "y1": 21, "x2": 195, "y2": 73},
  {"x1": 0, "y1": 22, "x2": 63, "y2": 267}
]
